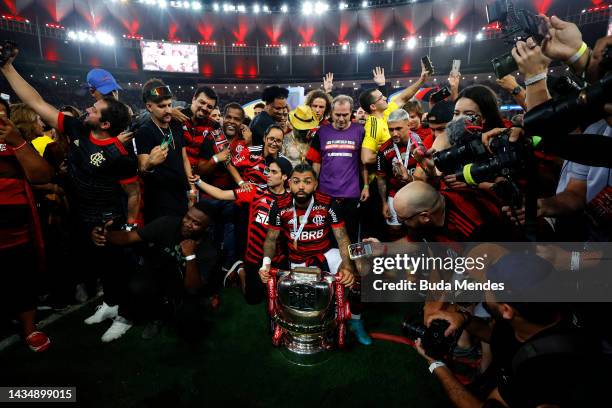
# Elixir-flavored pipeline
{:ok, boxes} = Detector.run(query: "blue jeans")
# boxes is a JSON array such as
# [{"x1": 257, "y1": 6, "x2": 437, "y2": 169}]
[{"x1": 200, "y1": 198, "x2": 239, "y2": 270}]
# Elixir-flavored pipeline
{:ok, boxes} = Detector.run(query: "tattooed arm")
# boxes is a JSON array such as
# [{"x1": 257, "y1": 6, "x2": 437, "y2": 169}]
[
  {"x1": 332, "y1": 225, "x2": 356, "y2": 286},
  {"x1": 259, "y1": 228, "x2": 280, "y2": 283}
]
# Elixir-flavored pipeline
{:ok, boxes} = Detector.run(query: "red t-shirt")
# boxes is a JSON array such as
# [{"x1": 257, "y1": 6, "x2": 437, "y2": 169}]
[
  {"x1": 234, "y1": 185, "x2": 289, "y2": 265},
  {"x1": 268, "y1": 191, "x2": 344, "y2": 264}
]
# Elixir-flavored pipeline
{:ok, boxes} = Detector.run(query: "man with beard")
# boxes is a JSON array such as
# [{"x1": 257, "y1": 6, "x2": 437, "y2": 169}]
[
  {"x1": 197, "y1": 103, "x2": 251, "y2": 286},
  {"x1": 250, "y1": 86, "x2": 289, "y2": 146},
  {"x1": 415, "y1": 253, "x2": 606, "y2": 408},
  {"x1": 195, "y1": 157, "x2": 292, "y2": 304},
  {"x1": 0, "y1": 50, "x2": 140, "y2": 342},
  {"x1": 92, "y1": 201, "x2": 220, "y2": 340},
  {"x1": 259, "y1": 163, "x2": 355, "y2": 287},
  {"x1": 136, "y1": 79, "x2": 194, "y2": 222},
  {"x1": 182, "y1": 86, "x2": 219, "y2": 176},
  {"x1": 377, "y1": 109, "x2": 432, "y2": 230}
]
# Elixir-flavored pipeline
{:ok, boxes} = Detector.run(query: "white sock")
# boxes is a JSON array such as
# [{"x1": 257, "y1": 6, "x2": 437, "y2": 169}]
[{"x1": 351, "y1": 314, "x2": 361, "y2": 320}]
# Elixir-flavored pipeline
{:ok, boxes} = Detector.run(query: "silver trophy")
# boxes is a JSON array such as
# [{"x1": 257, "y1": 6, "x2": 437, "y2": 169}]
[{"x1": 267, "y1": 266, "x2": 350, "y2": 366}]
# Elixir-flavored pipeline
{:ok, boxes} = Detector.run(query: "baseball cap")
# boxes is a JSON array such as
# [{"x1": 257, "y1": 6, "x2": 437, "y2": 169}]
[
  {"x1": 486, "y1": 253, "x2": 556, "y2": 300},
  {"x1": 289, "y1": 105, "x2": 319, "y2": 131},
  {"x1": 427, "y1": 100, "x2": 454, "y2": 124},
  {"x1": 86, "y1": 68, "x2": 122, "y2": 95}
]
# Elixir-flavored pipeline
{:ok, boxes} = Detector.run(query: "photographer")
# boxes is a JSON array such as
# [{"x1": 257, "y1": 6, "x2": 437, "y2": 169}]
[
  {"x1": 92, "y1": 202, "x2": 220, "y2": 340},
  {"x1": 415, "y1": 253, "x2": 606, "y2": 408}
]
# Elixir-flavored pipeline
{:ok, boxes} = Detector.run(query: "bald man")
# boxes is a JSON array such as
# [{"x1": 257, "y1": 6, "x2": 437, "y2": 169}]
[{"x1": 393, "y1": 181, "x2": 511, "y2": 242}]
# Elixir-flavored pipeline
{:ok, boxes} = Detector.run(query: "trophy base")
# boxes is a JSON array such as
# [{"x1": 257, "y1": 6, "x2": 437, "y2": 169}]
[{"x1": 279, "y1": 331, "x2": 334, "y2": 366}]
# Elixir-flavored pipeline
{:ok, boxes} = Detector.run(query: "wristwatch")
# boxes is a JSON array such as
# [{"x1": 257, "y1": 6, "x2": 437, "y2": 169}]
[{"x1": 511, "y1": 85, "x2": 523, "y2": 96}]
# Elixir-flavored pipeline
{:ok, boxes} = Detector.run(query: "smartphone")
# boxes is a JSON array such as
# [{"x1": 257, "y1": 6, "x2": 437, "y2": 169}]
[
  {"x1": 348, "y1": 242, "x2": 373, "y2": 260},
  {"x1": 421, "y1": 56, "x2": 435, "y2": 75},
  {"x1": 430, "y1": 86, "x2": 451, "y2": 104},
  {"x1": 451, "y1": 59, "x2": 461, "y2": 74}
]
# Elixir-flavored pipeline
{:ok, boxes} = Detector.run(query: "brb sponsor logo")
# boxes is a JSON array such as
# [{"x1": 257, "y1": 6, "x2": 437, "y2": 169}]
[{"x1": 290, "y1": 229, "x2": 324, "y2": 241}]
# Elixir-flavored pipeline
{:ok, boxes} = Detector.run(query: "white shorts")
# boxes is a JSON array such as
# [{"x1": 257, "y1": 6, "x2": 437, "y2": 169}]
[
  {"x1": 386, "y1": 196, "x2": 402, "y2": 226},
  {"x1": 291, "y1": 248, "x2": 342, "y2": 275}
]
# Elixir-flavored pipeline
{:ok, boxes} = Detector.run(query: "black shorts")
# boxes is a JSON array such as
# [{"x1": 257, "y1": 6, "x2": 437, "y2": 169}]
[{"x1": 0, "y1": 243, "x2": 38, "y2": 315}]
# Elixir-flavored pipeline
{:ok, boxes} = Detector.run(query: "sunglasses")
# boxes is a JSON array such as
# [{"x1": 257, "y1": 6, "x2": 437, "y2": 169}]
[{"x1": 149, "y1": 86, "x2": 173, "y2": 98}]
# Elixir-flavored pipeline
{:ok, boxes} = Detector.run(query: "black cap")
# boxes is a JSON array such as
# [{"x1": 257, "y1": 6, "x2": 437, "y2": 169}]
[{"x1": 427, "y1": 100, "x2": 454, "y2": 124}]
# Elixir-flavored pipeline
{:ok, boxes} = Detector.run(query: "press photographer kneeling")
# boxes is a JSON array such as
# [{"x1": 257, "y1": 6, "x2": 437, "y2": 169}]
[{"x1": 414, "y1": 253, "x2": 606, "y2": 408}]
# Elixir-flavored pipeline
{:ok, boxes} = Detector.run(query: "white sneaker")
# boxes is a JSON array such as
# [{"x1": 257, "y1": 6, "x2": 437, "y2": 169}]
[
  {"x1": 101, "y1": 316, "x2": 133, "y2": 343},
  {"x1": 84, "y1": 302, "x2": 118, "y2": 325}
]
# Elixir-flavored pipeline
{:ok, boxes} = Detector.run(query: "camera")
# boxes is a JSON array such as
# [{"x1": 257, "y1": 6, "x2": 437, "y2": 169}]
[
  {"x1": 0, "y1": 40, "x2": 17, "y2": 67},
  {"x1": 524, "y1": 72, "x2": 612, "y2": 137},
  {"x1": 403, "y1": 316, "x2": 459, "y2": 361},
  {"x1": 433, "y1": 118, "x2": 528, "y2": 186},
  {"x1": 486, "y1": 0, "x2": 547, "y2": 78}
]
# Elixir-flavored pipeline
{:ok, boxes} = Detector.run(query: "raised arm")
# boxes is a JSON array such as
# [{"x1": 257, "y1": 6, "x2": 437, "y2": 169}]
[
  {"x1": 394, "y1": 61, "x2": 431, "y2": 107},
  {"x1": 0, "y1": 50, "x2": 59, "y2": 129}
]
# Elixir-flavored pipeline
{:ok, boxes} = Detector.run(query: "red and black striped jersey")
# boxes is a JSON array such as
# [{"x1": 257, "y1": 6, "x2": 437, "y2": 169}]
[
  {"x1": 234, "y1": 185, "x2": 289, "y2": 265},
  {"x1": 406, "y1": 188, "x2": 508, "y2": 243},
  {"x1": 232, "y1": 145, "x2": 286, "y2": 189},
  {"x1": 269, "y1": 191, "x2": 344, "y2": 264},
  {"x1": 376, "y1": 131, "x2": 433, "y2": 198},
  {"x1": 181, "y1": 112, "x2": 219, "y2": 168}
]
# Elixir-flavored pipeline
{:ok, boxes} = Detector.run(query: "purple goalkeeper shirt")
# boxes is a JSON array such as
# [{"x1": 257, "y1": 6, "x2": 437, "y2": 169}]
[{"x1": 310, "y1": 122, "x2": 364, "y2": 199}]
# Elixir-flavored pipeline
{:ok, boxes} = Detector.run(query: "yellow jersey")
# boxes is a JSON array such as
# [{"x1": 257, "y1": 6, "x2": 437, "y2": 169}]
[{"x1": 362, "y1": 101, "x2": 399, "y2": 153}]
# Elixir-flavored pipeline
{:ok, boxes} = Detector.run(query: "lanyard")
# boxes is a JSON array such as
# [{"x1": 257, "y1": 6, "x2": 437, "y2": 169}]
[
  {"x1": 392, "y1": 143, "x2": 410, "y2": 169},
  {"x1": 292, "y1": 197, "x2": 314, "y2": 246},
  {"x1": 394, "y1": 131, "x2": 423, "y2": 168}
]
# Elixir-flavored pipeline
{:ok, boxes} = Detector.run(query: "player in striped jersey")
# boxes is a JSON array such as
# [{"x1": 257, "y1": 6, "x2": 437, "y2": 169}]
[
  {"x1": 259, "y1": 163, "x2": 354, "y2": 283},
  {"x1": 260, "y1": 163, "x2": 375, "y2": 344},
  {"x1": 195, "y1": 157, "x2": 293, "y2": 304},
  {"x1": 232, "y1": 124, "x2": 286, "y2": 189}
]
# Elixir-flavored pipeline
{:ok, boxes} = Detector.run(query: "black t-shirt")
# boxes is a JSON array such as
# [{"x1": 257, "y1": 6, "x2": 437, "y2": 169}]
[
  {"x1": 58, "y1": 112, "x2": 138, "y2": 224},
  {"x1": 249, "y1": 111, "x2": 275, "y2": 146},
  {"x1": 135, "y1": 119, "x2": 188, "y2": 220},
  {"x1": 137, "y1": 216, "x2": 219, "y2": 282},
  {"x1": 490, "y1": 319, "x2": 605, "y2": 407}
]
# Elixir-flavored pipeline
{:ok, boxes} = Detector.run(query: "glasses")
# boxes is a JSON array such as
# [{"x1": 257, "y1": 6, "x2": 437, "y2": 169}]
[
  {"x1": 398, "y1": 195, "x2": 443, "y2": 222},
  {"x1": 266, "y1": 136, "x2": 283, "y2": 145},
  {"x1": 373, "y1": 93, "x2": 385, "y2": 104}
]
